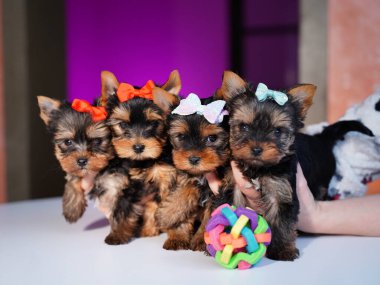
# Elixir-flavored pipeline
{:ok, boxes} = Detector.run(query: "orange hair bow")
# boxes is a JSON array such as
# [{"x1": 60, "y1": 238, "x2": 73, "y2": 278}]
[
  {"x1": 116, "y1": 80, "x2": 155, "y2": 102},
  {"x1": 71, "y1": 99, "x2": 107, "y2": 122}
]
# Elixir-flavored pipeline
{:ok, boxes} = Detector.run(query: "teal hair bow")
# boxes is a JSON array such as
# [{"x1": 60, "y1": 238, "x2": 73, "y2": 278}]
[{"x1": 255, "y1": 83, "x2": 288, "y2": 106}]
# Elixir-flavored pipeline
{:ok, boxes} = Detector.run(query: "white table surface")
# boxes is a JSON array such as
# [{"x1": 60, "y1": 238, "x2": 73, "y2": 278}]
[{"x1": 0, "y1": 198, "x2": 379, "y2": 285}]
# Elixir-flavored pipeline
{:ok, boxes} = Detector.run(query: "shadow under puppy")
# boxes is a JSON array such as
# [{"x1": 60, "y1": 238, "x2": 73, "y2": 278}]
[
  {"x1": 216, "y1": 71, "x2": 373, "y2": 261},
  {"x1": 155, "y1": 93, "x2": 233, "y2": 251},
  {"x1": 37, "y1": 96, "x2": 114, "y2": 223},
  {"x1": 90, "y1": 70, "x2": 181, "y2": 245}
]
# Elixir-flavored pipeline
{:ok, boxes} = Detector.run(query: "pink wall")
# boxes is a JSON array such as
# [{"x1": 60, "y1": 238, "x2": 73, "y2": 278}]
[
  {"x1": 328, "y1": 0, "x2": 380, "y2": 194},
  {"x1": 328, "y1": 0, "x2": 380, "y2": 122},
  {"x1": 66, "y1": 0, "x2": 230, "y2": 101}
]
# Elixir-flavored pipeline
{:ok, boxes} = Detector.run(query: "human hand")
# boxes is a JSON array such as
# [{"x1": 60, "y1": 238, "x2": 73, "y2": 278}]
[
  {"x1": 230, "y1": 161, "x2": 261, "y2": 206},
  {"x1": 296, "y1": 163, "x2": 321, "y2": 232},
  {"x1": 230, "y1": 161, "x2": 321, "y2": 232},
  {"x1": 81, "y1": 171, "x2": 97, "y2": 194}
]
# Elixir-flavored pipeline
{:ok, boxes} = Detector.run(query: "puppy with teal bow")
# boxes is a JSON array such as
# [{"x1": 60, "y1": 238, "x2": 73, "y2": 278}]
[{"x1": 216, "y1": 71, "x2": 372, "y2": 260}]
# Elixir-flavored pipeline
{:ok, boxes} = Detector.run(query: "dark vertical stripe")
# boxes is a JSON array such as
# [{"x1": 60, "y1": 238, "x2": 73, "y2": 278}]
[{"x1": 230, "y1": 0, "x2": 243, "y2": 73}]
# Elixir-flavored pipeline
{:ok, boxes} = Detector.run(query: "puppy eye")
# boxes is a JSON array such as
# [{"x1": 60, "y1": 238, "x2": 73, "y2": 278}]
[
  {"x1": 119, "y1": 121, "x2": 128, "y2": 129},
  {"x1": 177, "y1": 134, "x2": 185, "y2": 141},
  {"x1": 274, "y1": 128, "x2": 282, "y2": 137},
  {"x1": 63, "y1": 139, "x2": 73, "y2": 146},
  {"x1": 206, "y1": 135, "x2": 217, "y2": 143},
  {"x1": 93, "y1": 138, "x2": 102, "y2": 146},
  {"x1": 240, "y1": 123, "x2": 250, "y2": 132}
]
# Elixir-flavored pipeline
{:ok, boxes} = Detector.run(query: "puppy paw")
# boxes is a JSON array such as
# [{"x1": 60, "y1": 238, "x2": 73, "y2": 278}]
[
  {"x1": 190, "y1": 236, "x2": 206, "y2": 252},
  {"x1": 163, "y1": 238, "x2": 190, "y2": 251},
  {"x1": 104, "y1": 233, "x2": 130, "y2": 245},
  {"x1": 62, "y1": 187, "x2": 87, "y2": 223},
  {"x1": 63, "y1": 206, "x2": 85, "y2": 223},
  {"x1": 266, "y1": 246, "x2": 299, "y2": 261}
]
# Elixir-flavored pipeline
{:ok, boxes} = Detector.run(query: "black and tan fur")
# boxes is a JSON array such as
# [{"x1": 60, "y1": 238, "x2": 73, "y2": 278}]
[
  {"x1": 37, "y1": 96, "x2": 114, "y2": 223},
  {"x1": 155, "y1": 100, "x2": 233, "y2": 251},
  {"x1": 217, "y1": 71, "x2": 373, "y2": 261},
  {"x1": 91, "y1": 70, "x2": 181, "y2": 245}
]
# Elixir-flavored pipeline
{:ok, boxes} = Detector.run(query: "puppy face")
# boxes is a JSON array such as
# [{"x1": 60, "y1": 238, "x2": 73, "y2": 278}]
[
  {"x1": 169, "y1": 114, "x2": 229, "y2": 175},
  {"x1": 37, "y1": 96, "x2": 113, "y2": 177},
  {"x1": 100, "y1": 70, "x2": 181, "y2": 161},
  {"x1": 217, "y1": 71, "x2": 316, "y2": 167},
  {"x1": 109, "y1": 98, "x2": 167, "y2": 160},
  {"x1": 229, "y1": 94, "x2": 297, "y2": 167}
]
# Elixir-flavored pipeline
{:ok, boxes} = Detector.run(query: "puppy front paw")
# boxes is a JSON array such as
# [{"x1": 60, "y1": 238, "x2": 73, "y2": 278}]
[
  {"x1": 190, "y1": 235, "x2": 206, "y2": 252},
  {"x1": 104, "y1": 233, "x2": 131, "y2": 245},
  {"x1": 62, "y1": 184, "x2": 87, "y2": 223},
  {"x1": 163, "y1": 238, "x2": 190, "y2": 251},
  {"x1": 266, "y1": 246, "x2": 299, "y2": 261}
]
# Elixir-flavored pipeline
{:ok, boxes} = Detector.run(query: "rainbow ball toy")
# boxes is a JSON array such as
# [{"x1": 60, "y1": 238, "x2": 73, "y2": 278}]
[{"x1": 204, "y1": 204, "x2": 272, "y2": 270}]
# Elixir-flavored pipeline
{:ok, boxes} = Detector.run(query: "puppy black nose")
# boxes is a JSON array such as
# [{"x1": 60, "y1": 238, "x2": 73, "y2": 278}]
[
  {"x1": 133, "y1": 144, "x2": 145, "y2": 153},
  {"x1": 189, "y1": 156, "x2": 201, "y2": 165},
  {"x1": 77, "y1": 158, "x2": 88, "y2": 167},
  {"x1": 252, "y1": 147, "x2": 263, "y2": 156}
]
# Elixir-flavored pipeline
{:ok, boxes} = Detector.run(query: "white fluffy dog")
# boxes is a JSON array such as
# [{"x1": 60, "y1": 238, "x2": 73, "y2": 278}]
[{"x1": 305, "y1": 90, "x2": 380, "y2": 199}]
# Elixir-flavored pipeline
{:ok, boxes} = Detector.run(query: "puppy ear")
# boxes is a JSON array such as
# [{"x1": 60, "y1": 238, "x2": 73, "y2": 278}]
[
  {"x1": 152, "y1": 86, "x2": 180, "y2": 115},
  {"x1": 287, "y1": 84, "x2": 316, "y2": 120},
  {"x1": 161, "y1": 70, "x2": 182, "y2": 95},
  {"x1": 100, "y1": 71, "x2": 119, "y2": 106},
  {"x1": 216, "y1": 71, "x2": 247, "y2": 102},
  {"x1": 37, "y1": 96, "x2": 61, "y2": 125}
]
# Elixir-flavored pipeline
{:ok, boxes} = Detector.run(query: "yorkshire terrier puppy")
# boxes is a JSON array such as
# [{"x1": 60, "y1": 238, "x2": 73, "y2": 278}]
[
  {"x1": 37, "y1": 96, "x2": 114, "y2": 223},
  {"x1": 155, "y1": 93, "x2": 233, "y2": 251},
  {"x1": 217, "y1": 71, "x2": 373, "y2": 261},
  {"x1": 90, "y1": 70, "x2": 181, "y2": 245}
]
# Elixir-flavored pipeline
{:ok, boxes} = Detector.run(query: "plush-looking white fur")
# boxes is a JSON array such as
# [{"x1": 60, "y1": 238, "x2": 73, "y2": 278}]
[{"x1": 304, "y1": 90, "x2": 380, "y2": 199}]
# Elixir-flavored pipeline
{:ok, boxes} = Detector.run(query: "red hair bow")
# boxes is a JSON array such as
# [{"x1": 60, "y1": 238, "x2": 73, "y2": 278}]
[
  {"x1": 116, "y1": 80, "x2": 155, "y2": 102},
  {"x1": 71, "y1": 99, "x2": 107, "y2": 122}
]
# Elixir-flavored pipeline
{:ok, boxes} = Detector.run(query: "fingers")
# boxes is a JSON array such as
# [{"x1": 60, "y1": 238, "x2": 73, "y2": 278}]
[
  {"x1": 81, "y1": 171, "x2": 97, "y2": 193},
  {"x1": 204, "y1": 172, "x2": 221, "y2": 195},
  {"x1": 231, "y1": 161, "x2": 260, "y2": 200},
  {"x1": 296, "y1": 163, "x2": 313, "y2": 201}
]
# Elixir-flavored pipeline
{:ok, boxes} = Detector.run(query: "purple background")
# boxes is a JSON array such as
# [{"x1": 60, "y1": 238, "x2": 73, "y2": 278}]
[
  {"x1": 242, "y1": 0, "x2": 299, "y2": 89},
  {"x1": 65, "y1": 0, "x2": 230, "y2": 101}
]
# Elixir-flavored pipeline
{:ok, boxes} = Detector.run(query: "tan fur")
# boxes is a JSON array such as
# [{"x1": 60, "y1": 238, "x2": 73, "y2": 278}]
[
  {"x1": 106, "y1": 203, "x2": 144, "y2": 245},
  {"x1": 219, "y1": 71, "x2": 247, "y2": 101},
  {"x1": 173, "y1": 149, "x2": 224, "y2": 175},
  {"x1": 37, "y1": 96, "x2": 61, "y2": 125},
  {"x1": 94, "y1": 173, "x2": 129, "y2": 219},
  {"x1": 152, "y1": 87, "x2": 180, "y2": 114},
  {"x1": 100, "y1": 71, "x2": 119, "y2": 106},
  {"x1": 163, "y1": 221, "x2": 195, "y2": 250},
  {"x1": 140, "y1": 201, "x2": 160, "y2": 237},
  {"x1": 287, "y1": 84, "x2": 316, "y2": 119},
  {"x1": 144, "y1": 107, "x2": 164, "y2": 121},
  {"x1": 232, "y1": 103, "x2": 256, "y2": 124},
  {"x1": 156, "y1": 174, "x2": 201, "y2": 231},
  {"x1": 160, "y1": 70, "x2": 182, "y2": 95},
  {"x1": 62, "y1": 175, "x2": 87, "y2": 223},
  {"x1": 145, "y1": 163, "x2": 177, "y2": 200},
  {"x1": 112, "y1": 137, "x2": 164, "y2": 160},
  {"x1": 168, "y1": 120, "x2": 189, "y2": 137}
]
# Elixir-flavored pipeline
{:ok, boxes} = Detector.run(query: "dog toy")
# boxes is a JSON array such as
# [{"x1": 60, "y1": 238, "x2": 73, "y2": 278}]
[{"x1": 204, "y1": 204, "x2": 271, "y2": 270}]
